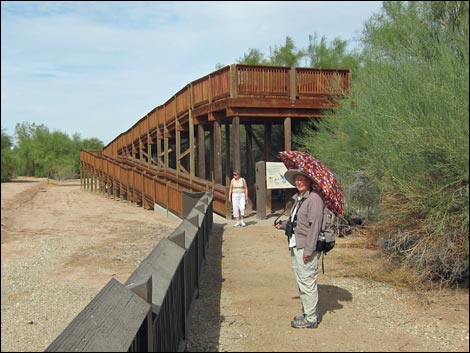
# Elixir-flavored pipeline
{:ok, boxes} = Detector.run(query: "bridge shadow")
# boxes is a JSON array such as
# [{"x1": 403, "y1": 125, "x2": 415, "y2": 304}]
[{"x1": 187, "y1": 218, "x2": 226, "y2": 352}]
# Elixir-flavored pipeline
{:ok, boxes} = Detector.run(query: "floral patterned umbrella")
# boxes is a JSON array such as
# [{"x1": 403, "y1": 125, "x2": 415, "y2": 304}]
[{"x1": 279, "y1": 150, "x2": 344, "y2": 216}]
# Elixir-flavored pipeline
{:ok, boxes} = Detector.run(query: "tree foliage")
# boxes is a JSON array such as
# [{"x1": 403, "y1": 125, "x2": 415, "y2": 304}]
[
  {"x1": 1, "y1": 128, "x2": 15, "y2": 182},
  {"x1": 269, "y1": 36, "x2": 305, "y2": 66},
  {"x1": 236, "y1": 34, "x2": 361, "y2": 69},
  {"x1": 236, "y1": 48, "x2": 269, "y2": 65},
  {"x1": 6, "y1": 122, "x2": 104, "y2": 180},
  {"x1": 305, "y1": 34, "x2": 362, "y2": 72},
  {"x1": 298, "y1": 1, "x2": 469, "y2": 287}
]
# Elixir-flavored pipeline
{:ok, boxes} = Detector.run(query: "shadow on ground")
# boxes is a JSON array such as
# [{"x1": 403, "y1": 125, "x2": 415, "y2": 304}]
[
  {"x1": 187, "y1": 219, "x2": 225, "y2": 352},
  {"x1": 318, "y1": 284, "x2": 353, "y2": 320}
]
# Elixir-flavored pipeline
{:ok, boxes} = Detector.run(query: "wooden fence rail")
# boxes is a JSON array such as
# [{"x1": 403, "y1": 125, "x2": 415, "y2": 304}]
[
  {"x1": 45, "y1": 191, "x2": 214, "y2": 352},
  {"x1": 80, "y1": 150, "x2": 226, "y2": 217}
]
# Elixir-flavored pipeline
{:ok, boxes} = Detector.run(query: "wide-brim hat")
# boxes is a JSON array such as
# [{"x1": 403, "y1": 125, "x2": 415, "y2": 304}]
[{"x1": 284, "y1": 169, "x2": 315, "y2": 187}]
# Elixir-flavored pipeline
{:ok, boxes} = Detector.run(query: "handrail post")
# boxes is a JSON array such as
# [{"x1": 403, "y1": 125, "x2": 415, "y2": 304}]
[
  {"x1": 126, "y1": 276, "x2": 154, "y2": 352},
  {"x1": 289, "y1": 66, "x2": 297, "y2": 100},
  {"x1": 230, "y1": 64, "x2": 238, "y2": 98}
]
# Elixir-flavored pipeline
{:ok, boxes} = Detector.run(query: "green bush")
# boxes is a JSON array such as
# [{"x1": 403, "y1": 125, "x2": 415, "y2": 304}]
[{"x1": 298, "y1": 1, "x2": 469, "y2": 287}]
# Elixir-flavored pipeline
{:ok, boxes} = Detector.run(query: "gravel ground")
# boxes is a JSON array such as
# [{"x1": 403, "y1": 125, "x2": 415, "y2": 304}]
[{"x1": 1, "y1": 178, "x2": 180, "y2": 352}]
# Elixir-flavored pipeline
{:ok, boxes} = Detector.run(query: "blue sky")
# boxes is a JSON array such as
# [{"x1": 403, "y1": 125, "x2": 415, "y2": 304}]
[{"x1": 1, "y1": 1, "x2": 383, "y2": 145}]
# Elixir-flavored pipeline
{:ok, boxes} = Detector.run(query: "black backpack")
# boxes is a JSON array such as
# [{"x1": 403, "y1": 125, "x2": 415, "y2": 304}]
[
  {"x1": 316, "y1": 207, "x2": 336, "y2": 254},
  {"x1": 316, "y1": 207, "x2": 337, "y2": 274}
]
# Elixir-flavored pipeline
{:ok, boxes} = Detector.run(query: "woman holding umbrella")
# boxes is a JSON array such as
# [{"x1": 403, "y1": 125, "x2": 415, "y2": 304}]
[
  {"x1": 274, "y1": 169, "x2": 324, "y2": 328},
  {"x1": 274, "y1": 151, "x2": 344, "y2": 329}
]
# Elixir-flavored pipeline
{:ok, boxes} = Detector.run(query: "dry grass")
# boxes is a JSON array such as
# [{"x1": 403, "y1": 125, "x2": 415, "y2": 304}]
[{"x1": 335, "y1": 225, "x2": 426, "y2": 290}]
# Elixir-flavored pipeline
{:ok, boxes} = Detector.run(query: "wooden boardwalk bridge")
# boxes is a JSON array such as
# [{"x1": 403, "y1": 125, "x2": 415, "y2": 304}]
[{"x1": 80, "y1": 64, "x2": 350, "y2": 217}]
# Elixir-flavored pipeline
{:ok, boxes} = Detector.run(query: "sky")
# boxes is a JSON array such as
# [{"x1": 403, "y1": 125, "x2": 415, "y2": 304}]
[{"x1": 1, "y1": 1, "x2": 383, "y2": 146}]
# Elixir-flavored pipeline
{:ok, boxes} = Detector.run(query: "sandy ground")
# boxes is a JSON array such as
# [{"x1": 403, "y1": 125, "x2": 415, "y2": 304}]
[{"x1": 1, "y1": 177, "x2": 469, "y2": 352}]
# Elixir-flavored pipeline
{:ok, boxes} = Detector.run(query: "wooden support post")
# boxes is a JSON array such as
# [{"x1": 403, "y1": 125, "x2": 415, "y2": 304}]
[
  {"x1": 197, "y1": 125, "x2": 206, "y2": 179},
  {"x1": 189, "y1": 110, "x2": 195, "y2": 179},
  {"x1": 213, "y1": 119, "x2": 222, "y2": 185},
  {"x1": 232, "y1": 116, "x2": 240, "y2": 173},
  {"x1": 164, "y1": 134, "x2": 169, "y2": 169},
  {"x1": 256, "y1": 161, "x2": 266, "y2": 219},
  {"x1": 284, "y1": 117, "x2": 292, "y2": 151},
  {"x1": 284, "y1": 117, "x2": 294, "y2": 203},
  {"x1": 225, "y1": 123, "x2": 231, "y2": 187},
  {"x1": 176, "y1": 127, "x2": 181, "y2": 176},
  {"x1": 264, "y1": 122, "x2": 272, "y2": 214},
  {"x1": 246, "y1": 125, "x2": 254, "y2": 206}
]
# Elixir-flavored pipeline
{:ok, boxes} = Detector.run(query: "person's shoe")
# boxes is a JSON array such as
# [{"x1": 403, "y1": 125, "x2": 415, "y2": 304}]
[
  {"x1": 290, "y1": 316, "x2": 318, "y2": 329},
  {"x1": 240, "y1": 221, "x2": 246, "y2": 227},
  {"x1": 233, "y1": 222, "x2": 241, "y2": 227},
  {"x1": 293, "y1": 314, "x2": 321, "y2": 324}
]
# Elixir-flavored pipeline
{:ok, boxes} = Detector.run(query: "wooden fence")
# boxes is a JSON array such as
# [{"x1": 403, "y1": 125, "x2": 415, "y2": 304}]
[
  {"x1": 80, "y1": 150, "x2": 227, "y2": 217},
  {"x1": 45, "y1": 191, "x2": 214, "y2": 352}
]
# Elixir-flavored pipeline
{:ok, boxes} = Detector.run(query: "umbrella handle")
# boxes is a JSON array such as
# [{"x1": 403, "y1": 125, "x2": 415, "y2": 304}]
[{"x1": 274, "y1": 207, "x2": 287, "y2": 225}]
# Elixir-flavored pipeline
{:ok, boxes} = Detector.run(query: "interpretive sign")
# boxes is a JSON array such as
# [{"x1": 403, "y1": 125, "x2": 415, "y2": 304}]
[{"x1": 266, "y1": 162, "x2": 295, "y2": 189}]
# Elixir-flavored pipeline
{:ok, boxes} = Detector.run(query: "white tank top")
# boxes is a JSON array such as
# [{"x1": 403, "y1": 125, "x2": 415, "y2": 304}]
[{"x1": 232, "y1": 178, "x2": 244, "y2": 193}]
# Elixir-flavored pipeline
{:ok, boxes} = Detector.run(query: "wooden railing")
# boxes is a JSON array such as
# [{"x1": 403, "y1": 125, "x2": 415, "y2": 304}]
[
  {"x1": 236, "y1": 65, "x2": 290, "y2": 97},
  {"x1": 102, "y1": 64, "x2": 350, "y2": 157},
  {"x1": 80, "y1": 150, "x2": 227, "y2": 217},
  {"x1": 45, "y1": 191, "x2": 214, "y2": 352}
]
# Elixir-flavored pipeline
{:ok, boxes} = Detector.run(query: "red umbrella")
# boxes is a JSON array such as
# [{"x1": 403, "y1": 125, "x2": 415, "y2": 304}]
[{"x1": 279, "y1": 150, "x2": 344, "y2": 216}]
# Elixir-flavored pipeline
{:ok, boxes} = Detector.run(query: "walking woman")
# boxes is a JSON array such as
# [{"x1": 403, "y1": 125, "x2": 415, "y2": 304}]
[{"x1": 228, "y1": 170, "x2": 248, "y2": 227}]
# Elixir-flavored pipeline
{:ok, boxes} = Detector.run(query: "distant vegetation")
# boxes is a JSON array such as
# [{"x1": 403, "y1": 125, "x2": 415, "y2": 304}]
[{"x1": 1, "y1": 123, "x2": 103, "y2": 182}]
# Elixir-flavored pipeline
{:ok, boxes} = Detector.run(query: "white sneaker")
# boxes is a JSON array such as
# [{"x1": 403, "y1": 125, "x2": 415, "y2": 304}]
[
  {"x1": 233, "y1": 222, "x2": 241, "y2": 227},
  {"x1": 240, "y1": 221, "x2": 246, "y2": 227}
]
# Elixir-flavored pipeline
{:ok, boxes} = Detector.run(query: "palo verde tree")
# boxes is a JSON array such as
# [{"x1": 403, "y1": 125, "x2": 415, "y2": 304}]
[{"x1": 298, "y1": 1, "x2": 469, "y2": 287}]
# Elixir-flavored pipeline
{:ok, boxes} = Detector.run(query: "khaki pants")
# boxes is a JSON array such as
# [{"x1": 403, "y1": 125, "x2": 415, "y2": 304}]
[{"x1": 290, "y1": 247, "x2": 320, "y2": 324}]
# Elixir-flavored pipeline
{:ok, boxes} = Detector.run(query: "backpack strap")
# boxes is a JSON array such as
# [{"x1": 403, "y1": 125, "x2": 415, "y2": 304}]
[
  {"x1": 320, "y1": 205, "x2": 331, "y2": 274},
  {"x1": 321, "y1": 253, "x2": 325, "y2": 274}
]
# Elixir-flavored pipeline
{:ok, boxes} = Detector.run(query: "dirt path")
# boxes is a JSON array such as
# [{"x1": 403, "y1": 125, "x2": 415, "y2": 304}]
[{"x1": 1, "y1": 177, "x2": 469, "y2": 352}]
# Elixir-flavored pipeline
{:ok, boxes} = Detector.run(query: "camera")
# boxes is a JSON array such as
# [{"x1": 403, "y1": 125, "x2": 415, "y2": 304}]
[{"x1": 285, "y1": 220, "x2": 296, "y2": 238}]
